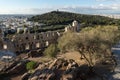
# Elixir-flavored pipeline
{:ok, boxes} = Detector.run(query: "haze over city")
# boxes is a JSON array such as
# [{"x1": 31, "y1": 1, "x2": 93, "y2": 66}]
[{"x1": 0, "y1": 0, "x2": 120, "y2": 14}]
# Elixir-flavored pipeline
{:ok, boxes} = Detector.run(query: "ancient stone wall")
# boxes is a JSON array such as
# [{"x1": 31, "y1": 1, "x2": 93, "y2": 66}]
[
  {"x1": 65, "y1": 20, "x2": 80, "y2": 32},
  {"x1": 0, "y1": 28, "x2": 4, "y2": 50},
  {"x1": 0, "y1": 27, "x2": 59, "y2": 53},
  {"x1": 11, "y1": 31, "x2": 60, "y2": 53}
]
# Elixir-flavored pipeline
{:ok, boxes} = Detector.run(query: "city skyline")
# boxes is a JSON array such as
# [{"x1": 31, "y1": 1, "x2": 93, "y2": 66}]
[{"x1": 0, "y1": 0, "x2": 120, "y2": 14}]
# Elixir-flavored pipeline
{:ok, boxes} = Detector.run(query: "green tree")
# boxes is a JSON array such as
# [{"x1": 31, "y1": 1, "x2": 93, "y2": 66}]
[
  {"x1": 58, "y1": 26, "x2": 120, "y2": 71},
  {"x1": 29, "y1": 11, "x2": 118, "y2": 27},
  {"x1": 26, "y1": 61, "x2": 37, "y2": 71},
  {"x1": 44, "y1": 44, "x2": 58, "y2": 57}
]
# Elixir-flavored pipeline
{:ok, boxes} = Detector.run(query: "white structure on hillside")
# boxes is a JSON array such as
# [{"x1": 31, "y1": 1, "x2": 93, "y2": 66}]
[{"x1": 65, "y1": 20, "x2": 80, "y2": 32}]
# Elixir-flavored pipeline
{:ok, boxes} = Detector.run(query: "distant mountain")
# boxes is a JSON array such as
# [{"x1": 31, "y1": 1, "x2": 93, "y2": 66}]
[{"x1": 29, "y1": 11, "x2": 119, "y2": 27}]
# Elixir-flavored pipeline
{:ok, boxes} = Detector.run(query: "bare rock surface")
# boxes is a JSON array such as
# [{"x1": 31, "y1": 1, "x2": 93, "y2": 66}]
[{"x1": 28, "y1": 58, "x2": 80, "y2": 80}]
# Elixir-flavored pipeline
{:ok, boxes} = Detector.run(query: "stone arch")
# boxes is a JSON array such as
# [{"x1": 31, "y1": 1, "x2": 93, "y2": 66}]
[
  {"x1": 25, "y1": 44, "x2": 30, "y2": 50},
  {"x1": 36, "y1": 42, "x2": 40, "y2": 48},
  {"x1": 46, "y1": 41, "x2": 49, "y2": 47}
]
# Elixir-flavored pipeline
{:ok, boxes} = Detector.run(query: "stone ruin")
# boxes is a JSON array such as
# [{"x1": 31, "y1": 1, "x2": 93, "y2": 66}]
[
  {"x1": 65, "y1": 20, "x2": 80, "y2": 32},
  {"x1": 0, "y1": 20, "x2": 80, "y2": 53},
  {"x1": 21, "y1": 58, "x2": 91, "y2": 80},
  {"x1": 0, "y1": 27, "x2": 60, "y2": 53}
]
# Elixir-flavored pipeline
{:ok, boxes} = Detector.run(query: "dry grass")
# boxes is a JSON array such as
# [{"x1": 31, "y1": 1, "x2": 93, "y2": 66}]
[
  {"x1": 28, "y1": 56, "x2": 53, "y2": 63},
  {"x1": 57, "y1": 51, "x2": 87, "y2": 65}
]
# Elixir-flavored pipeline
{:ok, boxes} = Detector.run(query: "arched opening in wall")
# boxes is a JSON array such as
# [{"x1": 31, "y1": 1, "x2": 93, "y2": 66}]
[
  {"x1": 36, "y1": 42, "x2": 40, "y2": 48},
  {"x1": 3, "y1": 44, "x2": 7, "y2": 50},
  {"x1": 37, "y1": 35, "x2": 39, "y2": 40},
  {"x1": 29, "y1": 44, "x2": 32, "y2": 50},
  {"x1": 31, "y1": 42, "x2": 35, "y2": 49},
  {"x1": 19, "y1": 46, "x2": 23, "y2": 52},
  {"x1": 0, "y1": 29, "x2": 2, "y2": 33},
  {"x1": 15, "y1": 44, "x2": 19, "y2": 52},
  {"x1": 21, "y1": 44, "x2": 25, "y2": 51},
  {"x1": 46, "y1": 41, "x2": 49, "y2": 47},
  {"x1": 0, "y1": 40, "x2": 3, "y2": 49},
  {"x1": 40, "y1": 35, "x2": 43, "y2": 40},
  {"x1": 47, "y1": 34, "x2": 49, "y2": 37},
  {"x1": 52, "y1": 32, "x2": 54, "y2": 36},
  {"x1": 26, "y1": 44, "x2": 30, "y2": 50},
  {"x1": 19, "y1": 39, "x2": 22, "y2": 42},
  {"x1": 34, "y1": 35, "x2": 36, "y2": 39}
]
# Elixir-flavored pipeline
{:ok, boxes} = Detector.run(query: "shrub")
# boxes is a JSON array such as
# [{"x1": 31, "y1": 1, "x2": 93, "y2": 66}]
[
  {"x1": 44, "y1": 44, "x2": 58, "y2": 57},
  {"x1": 58, "y1": 26, "x2": 120, "y2": 67},
  {"x1": 26, "y1": 61, "x2": 37, "y2": 71}
]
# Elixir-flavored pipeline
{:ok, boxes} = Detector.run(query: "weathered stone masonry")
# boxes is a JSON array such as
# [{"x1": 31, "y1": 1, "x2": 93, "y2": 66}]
[
  {"x1": 0, "y1": 29, "x2": 60, "y2": 53},
  {"x1": 12, "y1": 31, "x2": 60, "y2": 52},
  {"x1": 0, "y1": 20, "x2": 80, "y2": 53}
]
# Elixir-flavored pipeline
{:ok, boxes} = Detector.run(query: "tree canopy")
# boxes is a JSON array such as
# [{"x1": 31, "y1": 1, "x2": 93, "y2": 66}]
[
  {"x1": 26, "y1": 61, "x2": 37, "y2": 71},
  {"x1": 44, "y1": 44, "x2": 58, "y2": 57},
  {"x1": 29, "y1": 11, "x2": 119, "y2": 27},
  {"x1": 58, "y1": 26, "x2": 120, "y2": 67}
]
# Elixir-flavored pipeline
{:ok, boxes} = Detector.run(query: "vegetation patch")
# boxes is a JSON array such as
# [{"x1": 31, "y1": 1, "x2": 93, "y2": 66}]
[
  {"x1": 58, "y1": 25, "x2": 120, "y2": 70},
  {"x1": 44, "y1": 44, "x2": 58, "y2": 57},
  {"x1": 26, "y1": 61, "x2": 37, "y2": 71},
  {"x1": 29, "y1": 11, "x2": 120, "y2": 27}
]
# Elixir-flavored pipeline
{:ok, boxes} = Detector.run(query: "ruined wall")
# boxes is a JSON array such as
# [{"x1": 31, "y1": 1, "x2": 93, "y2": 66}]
[
  {"x1": 3, "y1": 40, "x2": 15, "y2": 52},
  {"x1": 11, "y1": 31, "x2": 59, "y2": 52},
  {"x1": 0, "y1": 28, "x2": 19, "y2": 52},
  {"x1": 0, "y1": 27, "x2": 59, "y2": 53},
  {"x1": 0, "y1": 28, "x2": 4, "y2": 50},
  {"x1": 65, "y1": 20, "x2": 80, "y2": 32},
  {"x1": 0, "y1": 40, "x2": 3, "y2": 50}
]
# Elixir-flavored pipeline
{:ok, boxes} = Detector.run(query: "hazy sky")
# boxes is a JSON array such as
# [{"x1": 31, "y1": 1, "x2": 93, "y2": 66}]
[{"x1": 0, "y1": 0, "x2": 120, "y2": 14}]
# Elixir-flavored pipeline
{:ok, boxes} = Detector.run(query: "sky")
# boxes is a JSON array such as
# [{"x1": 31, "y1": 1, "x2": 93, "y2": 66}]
[{"x1": 0, "y1": 0, "x2": 120, "y2": 14}]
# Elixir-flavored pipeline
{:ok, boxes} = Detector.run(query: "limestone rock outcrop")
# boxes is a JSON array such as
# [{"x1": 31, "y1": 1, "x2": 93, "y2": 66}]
[
  {"x1": 28, "y1": 58, "x2": 80, "y2": 80},
  {"x1": 1, "y1": 60, "x2": 29, "y2": 74}
]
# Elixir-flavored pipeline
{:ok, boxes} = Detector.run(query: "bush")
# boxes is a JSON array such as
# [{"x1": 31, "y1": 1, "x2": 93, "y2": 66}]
[
  {"x1": 58, "y1": 25, "x2": 120, "y2": 67},
  {"x1": 26, "y1": 61, "x2": 37, "y2": 71},
  {"x1": 44, "y1": 44, "x2": 58, "y2": 57}
]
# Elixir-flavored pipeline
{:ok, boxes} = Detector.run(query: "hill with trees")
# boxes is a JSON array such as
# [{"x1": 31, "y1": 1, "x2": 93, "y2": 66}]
[{"x1": 29, "y1": 11, "x2": 120, "y2": 27}]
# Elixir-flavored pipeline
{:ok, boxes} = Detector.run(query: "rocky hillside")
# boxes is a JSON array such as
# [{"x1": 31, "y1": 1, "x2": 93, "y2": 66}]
[
  {"x1": 0, "y1": 57, "x2": 116, "y2": 80},
  {"x1": 23, "y1": 58, "x2": 80, "y2": 80},
  {"x1": 21, "y1": 58, "x2": 109, "y2": 80}
]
